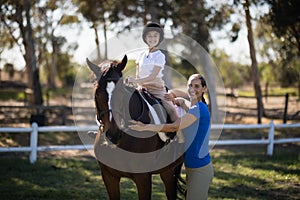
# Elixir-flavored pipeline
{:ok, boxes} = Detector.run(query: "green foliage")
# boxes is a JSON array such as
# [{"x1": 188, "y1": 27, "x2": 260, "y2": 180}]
[
  {"x1": 262, "y1": 0, "x2": 300, "y2": 89},
  {"x1": 74, "y1": 0, "x2": 105, "y2": 22},
  {"x1": 211, "y1": 49, "x2": 250, "y2": 90},
  {"x1": 168, "y1": 57, "x2": 198, "y2": 80},
  {"x1": 59, "y1": 14, "x2": 80, "y2": 25},
  {"x1": 267, "y1": 0, "x2": 300, "y2": 52},
  {"x1": 122, "y1": 59, "x2": 136, "y2": 75},
  {"x1": 56, "y1": 53, "x2": 78, "y2": 87},
  {"x1": 42, "y1": 87, "x2": 73, "y2": 100},
  {"x1": 1, "y1": 0, "x2": 300, "y2": 93},
  {"x1": 278, "y1": 59, "x2": 300, "y2": 88},
  {"x1": 0, "y1": 91, "x2": 25, "y2": 101}
]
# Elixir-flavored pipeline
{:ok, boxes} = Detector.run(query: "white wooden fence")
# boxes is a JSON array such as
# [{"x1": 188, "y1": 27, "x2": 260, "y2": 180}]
[{"x1": 0, "y1": 121, "x2": 300, "y2": 164}]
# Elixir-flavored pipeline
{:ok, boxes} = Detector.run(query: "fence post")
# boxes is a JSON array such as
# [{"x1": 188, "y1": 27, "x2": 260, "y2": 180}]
[
  {"x1": 30, "y1": 122, "x2": 38, "y2": 164},
  {"x1": 283, "y1": 93, "x2": 289, "y2": 124},
  {"x1": 267, "y1": 120, "x2": 275, "y2": 156}
]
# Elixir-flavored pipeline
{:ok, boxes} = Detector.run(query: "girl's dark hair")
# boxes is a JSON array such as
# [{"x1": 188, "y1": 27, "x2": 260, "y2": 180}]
[{"x1": 188, "y1": 74, "x2": 207, "y2": 105}]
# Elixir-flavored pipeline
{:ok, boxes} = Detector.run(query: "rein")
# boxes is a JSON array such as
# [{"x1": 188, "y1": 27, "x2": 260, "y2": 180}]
[{"x1": 98, "y1": 109, "x2": 112, "y2": 119}]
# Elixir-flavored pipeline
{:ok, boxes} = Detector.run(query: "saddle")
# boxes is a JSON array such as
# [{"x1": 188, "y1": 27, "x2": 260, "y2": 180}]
[
  {"x1": 138, "y1": 89, "x2": 176, "y2": 143},
  {"x1": 139, "y1": 90, "x2": 167, "y2": 123}
]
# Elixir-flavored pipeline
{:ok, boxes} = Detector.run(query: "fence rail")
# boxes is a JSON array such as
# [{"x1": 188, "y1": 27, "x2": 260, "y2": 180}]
[{"x1": 0, "y1": 121, "x2": 300, "y2": 164}]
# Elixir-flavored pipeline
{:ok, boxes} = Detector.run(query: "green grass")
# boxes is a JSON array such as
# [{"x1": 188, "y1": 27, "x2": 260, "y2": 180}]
[
  {"x1": 45, "y1": 87, "x2": 73, "y2": 99},
  {"x1": 238, "y1": 87, "x2": 298, "y2": 97},
  {"x1": 0, "y1": 145, "x2": 299, "y2": 200},
  {"x1": 0, "y1": 87, "x2": 73, "y2": 101},
  {"x1": 210, "y1": 145, "x2": 300, "y2": 200},
  {"x1": 269, "y1": 87, "x2": 298, "y2": 96},
  {"x1": 0, "y1": 91, "x2": 26, "y2": 101}
]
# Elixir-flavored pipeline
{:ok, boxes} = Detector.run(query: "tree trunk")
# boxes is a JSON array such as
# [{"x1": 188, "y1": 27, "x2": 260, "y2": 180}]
[
  {"x1": 244, "y1": 0, "x2": 264, "y2": 124},
  {"x1": 23, "y1": 0, "x2": 43, "y2": 105},
  {"x1": 103, "y1": 22, "x2": 108, "y2": 60},
  {"x1": 93, "y1": 22, "x2": 101, "y2": 63},
  {"x1": 265, "y1": 81, "x2": 269, "y2": 103},
  {"x1": 50, "y1": 31, "x2": 58, "y2": 88},
  {"x1": 298, "y1": 82, "x2": 300, "y2": 100}
]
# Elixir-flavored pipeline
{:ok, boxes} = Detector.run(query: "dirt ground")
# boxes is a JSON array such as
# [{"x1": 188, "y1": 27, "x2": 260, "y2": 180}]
[{"x1": 224, "y1": 95, "x2": 300, "y2": 124}]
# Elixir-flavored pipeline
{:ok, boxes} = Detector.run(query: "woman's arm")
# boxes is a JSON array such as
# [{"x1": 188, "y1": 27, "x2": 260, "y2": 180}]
[{"x1": 129, "y1": 112, "x2": 197, "y2": 133}]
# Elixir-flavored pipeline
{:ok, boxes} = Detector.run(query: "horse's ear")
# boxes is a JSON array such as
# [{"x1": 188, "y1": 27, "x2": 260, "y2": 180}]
[
  {"x1": 116, "y1": 55, "x2": 127, "y2": 72},
  {"x1": 86, "y1": 58, "x2": 102, "y2": 78}
]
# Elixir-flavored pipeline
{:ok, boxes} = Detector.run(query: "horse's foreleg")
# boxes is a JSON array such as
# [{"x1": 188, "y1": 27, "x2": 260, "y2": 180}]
[
  {"x1": 160, "y1": 169, "x2": 178, "y2": 200},
  {"x1": 133, "y1": 174, "x2": 152, "y2": 200},
  {"x1": 100, "y1": 165, "x2": 121, "y2": 200}
]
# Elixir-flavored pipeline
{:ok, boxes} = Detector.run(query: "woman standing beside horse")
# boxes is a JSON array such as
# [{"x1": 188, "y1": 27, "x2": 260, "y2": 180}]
[{"x1": 130, "y1": 74, "x2": 214, "y2": 200}]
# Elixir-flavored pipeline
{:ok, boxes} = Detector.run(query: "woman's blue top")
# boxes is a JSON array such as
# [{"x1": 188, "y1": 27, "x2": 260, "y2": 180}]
[{"x1": 182, "y1": 102, "x2": 211, "y2": 168}]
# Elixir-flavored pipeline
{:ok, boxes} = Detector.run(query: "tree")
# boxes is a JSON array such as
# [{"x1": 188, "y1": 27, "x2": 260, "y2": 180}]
[
  {"x1": 1, "y1": 0, "x2": 43, "y2": 105},
  {"x1": 36, "y1": 1, "x2": 79, "y2": 88},
  {"x1": 255, "y1": 18, "x2": 286, "y2": 100},
  {"x1": 259, "y1": 62, "x2": 275, "y2": 101},
  {"x1": 4, "y1": 63, "x2": 15, "y2": 79},
  {"x1": 212, "y1": 49, "x2": 250, "y2": 94},
  {"x1": 242, "y1": 0, "x2": 264, "y2": 123},
  {"x1": 265, "y1": 0, "x2": 300, "y2": 99},
  {"x1": 267, "y1": 0, "x2": 300, "y2": 57},
  {"x1": 1, "y1": 0, "x2": 79, "y2": 95},
  {"x1": 73, "y1": 0, "x2": 109, "y2": 62},
  {"x1": 214, "y1": 0, "x2": 266, "y2": 123}
]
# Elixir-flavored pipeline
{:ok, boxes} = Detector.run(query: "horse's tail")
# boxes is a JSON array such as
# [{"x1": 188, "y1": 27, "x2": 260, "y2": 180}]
[{"x1": 175, "y1": 163, "x2": 186, "y2": 200}]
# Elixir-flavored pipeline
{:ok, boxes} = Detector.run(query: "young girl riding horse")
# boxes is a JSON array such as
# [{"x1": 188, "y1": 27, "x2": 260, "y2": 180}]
[{"x1": 127, "y1": 22, "x2": 178, "y2": 123}]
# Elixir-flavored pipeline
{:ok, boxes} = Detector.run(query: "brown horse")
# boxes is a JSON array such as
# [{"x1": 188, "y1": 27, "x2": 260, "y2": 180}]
[{"x1": 86, "y1": 55, "x2": 184, "y2": 200}]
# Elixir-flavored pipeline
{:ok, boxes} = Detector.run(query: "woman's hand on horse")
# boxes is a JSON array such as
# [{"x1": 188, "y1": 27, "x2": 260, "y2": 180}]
[
  {"x1": 173, "y1": 97, "x2": 186, "y2": 107},
  {"x1": 125, "y1": 76, "x2": 136, "y2": 86},
  {"x1": 128, "y1": 120, "x2": 146, "y2": 131},
  {"x1": 126, "y1": 76, "x2": 136, "y2": 83},
  {"x1": 164, "y1": 92, "x2": 176, "y2": 103}
]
